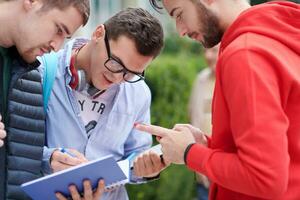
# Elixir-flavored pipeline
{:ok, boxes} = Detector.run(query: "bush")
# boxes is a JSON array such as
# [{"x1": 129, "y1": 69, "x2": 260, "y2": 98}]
[
  {"x1": 146, "y1": 54, "x2": 205, "y2": 128},
  {"x1": 127, "y1": 36, "x2": 206, "y2": 200},
  {"x1": 163, "y1": 34, "x2": 203, "y2": 57},
  {"x1": 127, "y1": 165, "x2": 196, "y2": 200}
]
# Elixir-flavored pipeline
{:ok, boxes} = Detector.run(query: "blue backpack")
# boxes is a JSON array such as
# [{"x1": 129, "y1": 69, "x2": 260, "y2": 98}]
[{"x1": 41, "y1": 52, "x2": 59, "y2": 110}]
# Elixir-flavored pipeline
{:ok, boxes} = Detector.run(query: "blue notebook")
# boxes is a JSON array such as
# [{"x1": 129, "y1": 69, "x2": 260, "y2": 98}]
[{"x1": 21, "y1": 155, "x2": 129, "y2": 200}]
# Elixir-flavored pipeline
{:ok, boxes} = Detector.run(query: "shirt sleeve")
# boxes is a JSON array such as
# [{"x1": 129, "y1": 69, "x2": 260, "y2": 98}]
[
  {"x1": 42, "y1": 146, "x2": 57, "y2": 175},
  {"x1": 186, "y1": 48, "x2": 289, "y2": 199},
  {"x1": 123, "y1": 84, "x2": 153, "y2": 184}
]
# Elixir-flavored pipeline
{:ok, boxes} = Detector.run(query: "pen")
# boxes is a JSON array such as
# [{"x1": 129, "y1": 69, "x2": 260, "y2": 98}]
[
  {"x1": 126, "y1": 152, "x2": 136, "y2": 161},
  {"x1": 124, "y1": 153, "x2": 136, "y2": 170},
  {"x1": 60, "y1": 148, "x2": 76, "y2": 158}
]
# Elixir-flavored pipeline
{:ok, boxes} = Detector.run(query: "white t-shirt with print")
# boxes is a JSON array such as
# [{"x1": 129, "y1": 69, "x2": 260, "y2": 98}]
[{"x1": 74, "y1": 84, "x2": 118, "y2": 138}]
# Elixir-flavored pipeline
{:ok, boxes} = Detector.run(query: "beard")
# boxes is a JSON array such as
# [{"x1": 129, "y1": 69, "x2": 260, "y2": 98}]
[
  {"x1": 195, "y1": 2, "x2": 224, "y2": 48},
  {"x1": 17, "y1": 47, "x2": 37, "y2": 63}
]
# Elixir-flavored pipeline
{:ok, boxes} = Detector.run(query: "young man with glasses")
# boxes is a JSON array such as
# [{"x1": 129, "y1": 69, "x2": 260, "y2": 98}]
[{"x1": 40, "y1": 8, "x2": 165, "y2": 200}]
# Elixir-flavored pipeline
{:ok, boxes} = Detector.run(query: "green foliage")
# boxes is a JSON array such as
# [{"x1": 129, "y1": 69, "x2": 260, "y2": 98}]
[
  {"x1": 145, "y1": 53, "x2": 205, "y2": 128},
  {"x1": 127, "y1": 36, "x2": 206, "y2": 200},
  {"x1": 127, "y1": 165, "x2": 196, "y2": 200},
  {"x1": 162, "y1": 34, "x2": 203, "y2": 57}
]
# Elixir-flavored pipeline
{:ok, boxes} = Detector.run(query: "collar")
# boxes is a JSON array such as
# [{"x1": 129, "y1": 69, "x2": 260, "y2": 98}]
[
  {"x1": 61, "y1": 37, "x2": 89, "y2": 87},
  {"x1": 63, "y1": 37, "x2": 89, "y2": 75},
  {"x1": 66, "y1": 38, "x2": 106, "y2": 98},
  {"x1": 69, "y1": 47, "x2": 81, "y2": 90}
]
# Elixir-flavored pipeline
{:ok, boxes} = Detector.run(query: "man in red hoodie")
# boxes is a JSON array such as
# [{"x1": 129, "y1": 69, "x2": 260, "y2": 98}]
[{"x1": 135, "y1": 0, "x2": 300, "y2": 199}]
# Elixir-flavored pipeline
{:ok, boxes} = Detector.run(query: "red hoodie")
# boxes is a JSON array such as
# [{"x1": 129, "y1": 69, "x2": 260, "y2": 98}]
[{"x1": 186, "y1": 2, "x2": 300, "y2": 200}]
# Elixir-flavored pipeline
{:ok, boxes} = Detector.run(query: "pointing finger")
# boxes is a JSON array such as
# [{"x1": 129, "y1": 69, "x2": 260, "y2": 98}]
[{"x1": 135, "y1": 124, "x2": 173, "y2": 138}]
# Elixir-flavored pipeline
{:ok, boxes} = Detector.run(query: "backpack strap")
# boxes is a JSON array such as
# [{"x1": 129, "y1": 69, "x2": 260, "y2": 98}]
[{"x1": 41, "y1": 52, "x2": 58, "y2": 110}]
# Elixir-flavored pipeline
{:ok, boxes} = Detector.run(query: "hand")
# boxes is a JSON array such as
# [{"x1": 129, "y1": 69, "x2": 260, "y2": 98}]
[
  {"x1": 135, "y1": 124, "x2": 196, "y2": 165},
  {"x1": 133, "y1": 151, "x2": 169, "y2": 178},
  {"x1": 51, "y1": 149, "x2": 88, "y2": 172},
  {"x1": 55, "y1": 179, "x2": 105, "y2": 200},
  {"x1": 0, "y1": 115, "x2": 7, "y2": 147},
  {"x1": 173, "y1": 124, "x2": 207, "y2": 147}
]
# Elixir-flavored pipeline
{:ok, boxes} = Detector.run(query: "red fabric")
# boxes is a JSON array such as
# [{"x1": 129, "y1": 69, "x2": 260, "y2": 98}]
[
  {"x1": 69, "y1": 53, "x2": 79, "y2": 90},
  {"x1": 187, "y1": 2, "x2": 300, "y2": 200}
]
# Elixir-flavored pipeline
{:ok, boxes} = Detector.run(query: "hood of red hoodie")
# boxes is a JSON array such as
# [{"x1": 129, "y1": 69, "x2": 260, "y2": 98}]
[{"x1": 220, "y1": 1, "x2": 300, "y2": 56}]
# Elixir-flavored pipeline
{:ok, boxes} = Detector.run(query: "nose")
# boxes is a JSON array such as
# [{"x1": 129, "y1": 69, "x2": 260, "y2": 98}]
[
  {"x1": 176, "y1": 21, "x2": 188, "y2": 37},
  {"x1": 109, "y1": 72, "x2": 124, "y2": 83},
  {"x1": 49, "y1": 36, "x2": 65, "y2": 52}
]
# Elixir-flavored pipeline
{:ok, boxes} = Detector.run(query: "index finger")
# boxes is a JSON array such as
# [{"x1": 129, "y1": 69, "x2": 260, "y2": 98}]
[
  {"x1": 134, "y1": 124, "x2": 173, "y2": 138},
  {"x1": 68, "y1": 149, "x2": 88, "y2": 162},
  {"x1": 94, "y1": 179, "x2": 105, "y2": 198}
]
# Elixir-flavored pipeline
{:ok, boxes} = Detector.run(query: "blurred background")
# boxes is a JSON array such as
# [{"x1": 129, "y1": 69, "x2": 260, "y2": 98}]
[
  {"x1": 77, "y1": 1, "x2": 297, "y2": 200},
  {"x1": 0, "y1": 0, "x2": 296, "y2": 199}
]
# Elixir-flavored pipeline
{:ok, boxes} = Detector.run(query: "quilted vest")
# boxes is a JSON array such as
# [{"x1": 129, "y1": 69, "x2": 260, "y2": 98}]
[{"x1": 1, "y1": 49, "x2": 45, "y2": 200}]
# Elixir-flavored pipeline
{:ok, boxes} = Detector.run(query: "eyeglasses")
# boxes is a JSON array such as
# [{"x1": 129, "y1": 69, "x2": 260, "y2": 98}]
[{"x1": 103, "y1": 32, "x2": 145, "y2": 83}]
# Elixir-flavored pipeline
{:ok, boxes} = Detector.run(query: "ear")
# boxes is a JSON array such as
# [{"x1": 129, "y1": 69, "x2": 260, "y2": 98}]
[
  {"x1": 23, "y1": 0, "x2": 33, "y2": 12},
  {"x1": 92, "y1": 24, "x2": 105, "y2": 42},
  {"x1": 23, "y1": 0, "x2": 40, "y2": 12}
]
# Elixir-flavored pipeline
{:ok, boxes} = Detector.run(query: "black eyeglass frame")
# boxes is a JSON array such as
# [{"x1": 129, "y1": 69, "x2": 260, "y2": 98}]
[{"x1": 103, "y1": 31, "x2": 145, "y2": 83}]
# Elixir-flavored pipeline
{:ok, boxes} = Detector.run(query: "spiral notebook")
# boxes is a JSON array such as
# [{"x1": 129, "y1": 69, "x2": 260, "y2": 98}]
[{"x1": 21, "y1": 155, "x2": 130, "y2": 200}]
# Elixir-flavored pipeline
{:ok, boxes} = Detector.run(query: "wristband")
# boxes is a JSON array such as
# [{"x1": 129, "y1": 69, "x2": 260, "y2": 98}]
[{"x1": 184, "y1": 143, "x2": 196, "y2": 165}]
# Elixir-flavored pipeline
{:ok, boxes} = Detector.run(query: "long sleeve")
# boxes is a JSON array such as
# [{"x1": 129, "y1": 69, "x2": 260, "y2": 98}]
[
  {"x1": 42, "y1": 146, "x2": 57, "y2": 174},
  {"x1": 123, "y1": 84, "x2": 153, "y2": 184},
  {"x1": 186, "y1": 48, "x2": 290, "y2": 199}
]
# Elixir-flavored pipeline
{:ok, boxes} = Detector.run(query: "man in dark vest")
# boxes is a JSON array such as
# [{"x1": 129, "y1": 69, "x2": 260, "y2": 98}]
[{"x1": 0, "y1": 0, "x2": 90, "y2": 199}]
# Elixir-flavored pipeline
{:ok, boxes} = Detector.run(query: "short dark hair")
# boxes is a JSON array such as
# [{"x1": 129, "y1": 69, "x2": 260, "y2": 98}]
[
  {"x1": 104, "y1": 8, "x2": 164, "y2": 58},
  {"x1": 40, "y1": 0, "x2": 90, "y2": 26}
]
